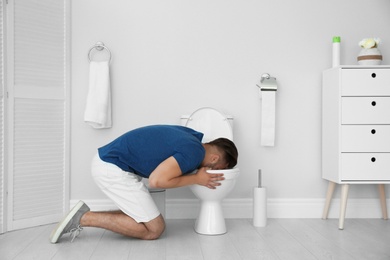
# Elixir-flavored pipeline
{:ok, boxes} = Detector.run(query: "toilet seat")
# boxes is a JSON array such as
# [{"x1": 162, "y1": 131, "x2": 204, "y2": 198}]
[
  {"x1": 207, "y1": 168, "x2": 239, "y2": 180},
  {"x1": 185, "y1": 107, "x2": 233, "y2": 143}
]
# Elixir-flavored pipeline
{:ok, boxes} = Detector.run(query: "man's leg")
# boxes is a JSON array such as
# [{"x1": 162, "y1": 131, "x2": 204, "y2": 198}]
[
  {"x1": 80, "y1": 211, "x2": 165, "y2": 240},
  {"x1": 51, "y1": 155, "x2": 164, "y2": 243},
  {"x1": 88, "y1": 153, "x2": 165, "y2": 240}
]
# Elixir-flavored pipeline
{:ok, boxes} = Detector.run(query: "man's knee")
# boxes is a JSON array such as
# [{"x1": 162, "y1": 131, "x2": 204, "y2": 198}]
[
  {"x1": 143, "y1": 215, "x2": 165, "y2": 240},
  {"x1": 144, "y1": 227, "x2": 164, "y2": 240}
]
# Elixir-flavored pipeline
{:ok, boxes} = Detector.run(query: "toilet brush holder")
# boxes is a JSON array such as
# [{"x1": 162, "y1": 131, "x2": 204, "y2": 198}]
[
  {"x1": 253, "y1": 187, "x2": 267, "y2": 227},
  {"x1": 253, "y1": 170, "x2": 267, "y2": 227}
]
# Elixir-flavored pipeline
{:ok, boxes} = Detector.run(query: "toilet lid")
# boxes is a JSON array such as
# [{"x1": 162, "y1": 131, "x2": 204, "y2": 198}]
[{"x1": 185, "y1": 107, "x2": 233, "y2": 143}]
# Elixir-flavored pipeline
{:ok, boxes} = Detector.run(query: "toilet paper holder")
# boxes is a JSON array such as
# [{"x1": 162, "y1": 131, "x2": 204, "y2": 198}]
[{"x1": 256, "y1": 73, "x2": 278, "y2": 91}]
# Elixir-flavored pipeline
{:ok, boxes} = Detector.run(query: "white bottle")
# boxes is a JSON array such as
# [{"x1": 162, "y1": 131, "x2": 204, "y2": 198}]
[{"x1": 332, "y1": 36, "x2": 341, "y2": 67}]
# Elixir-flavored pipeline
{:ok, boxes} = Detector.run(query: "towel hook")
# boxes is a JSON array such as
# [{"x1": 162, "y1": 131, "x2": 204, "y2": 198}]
[{"x1": 88, "y1": 42, "x2": 112, "y2": 63}]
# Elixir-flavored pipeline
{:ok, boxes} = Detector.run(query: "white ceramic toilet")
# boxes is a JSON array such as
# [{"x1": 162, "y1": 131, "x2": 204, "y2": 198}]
[{"x1": 181, "y1": 107, "x2": 240, "y2": 235}]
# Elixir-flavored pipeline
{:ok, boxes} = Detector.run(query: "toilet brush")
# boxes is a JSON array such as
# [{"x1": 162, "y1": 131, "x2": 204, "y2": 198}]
[{"x1": 253, "y1": 169, "x2": 267, "y2": 227}]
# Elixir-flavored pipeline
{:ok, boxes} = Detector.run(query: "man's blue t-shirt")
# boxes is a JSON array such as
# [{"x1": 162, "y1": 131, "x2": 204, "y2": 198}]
[{"x1": 98, "y1": 125, "x2": 205, "y2": 178}]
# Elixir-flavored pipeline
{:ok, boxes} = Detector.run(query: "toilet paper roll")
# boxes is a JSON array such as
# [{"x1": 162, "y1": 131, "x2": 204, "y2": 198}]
[
  {"x1": 260, "y1": 90, "x2": 276, "y2": 146},
  {"x1": 253, "y1": 187, "x2": 267, "y2": 227}
]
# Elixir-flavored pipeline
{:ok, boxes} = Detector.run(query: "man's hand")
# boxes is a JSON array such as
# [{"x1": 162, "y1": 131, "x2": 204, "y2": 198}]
[
  {"x1": 195, "y1": 167, "x2": 225, "y2": 189},
  {"x1": 148, "y1": 157, "x2": 225, "y2": 190}
]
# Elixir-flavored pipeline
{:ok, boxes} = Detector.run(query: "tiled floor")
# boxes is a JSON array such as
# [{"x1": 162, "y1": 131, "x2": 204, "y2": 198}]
[{"x1": 1, "y1": 218, "x2": 389, "y2": 259}]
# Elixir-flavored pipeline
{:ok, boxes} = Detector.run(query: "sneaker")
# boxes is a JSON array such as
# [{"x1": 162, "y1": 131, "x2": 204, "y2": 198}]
[{"x1": 50, "y1": 201, "x2": 90, "y2": 243}]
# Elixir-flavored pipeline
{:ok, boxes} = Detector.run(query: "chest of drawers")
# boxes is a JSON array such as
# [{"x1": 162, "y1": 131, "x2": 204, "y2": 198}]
[
  {"x1": 322, "y1": 66, "x2": 390, "y2": 183},
  {"x1": 322, "y1": 66, "x2": 390, "y2": 229}
]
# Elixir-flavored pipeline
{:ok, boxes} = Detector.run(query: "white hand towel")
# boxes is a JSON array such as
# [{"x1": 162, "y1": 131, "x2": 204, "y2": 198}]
[{"x1": 84, "y1": 61, "x2": 112, "y2": 129}]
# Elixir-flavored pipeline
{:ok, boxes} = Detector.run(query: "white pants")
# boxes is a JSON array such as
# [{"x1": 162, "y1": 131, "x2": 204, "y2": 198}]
[{"x1": 91, "y1": 153, "x2": 160, "y2": 223}]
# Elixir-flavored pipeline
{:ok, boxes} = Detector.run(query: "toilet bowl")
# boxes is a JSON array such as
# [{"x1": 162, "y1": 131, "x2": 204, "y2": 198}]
[
  {"x1": 181, "y1": 107, "x2": 240, "y2": 235},
  {"x1": 190, "y1": 168, "x2": 239, "y2": 235}
]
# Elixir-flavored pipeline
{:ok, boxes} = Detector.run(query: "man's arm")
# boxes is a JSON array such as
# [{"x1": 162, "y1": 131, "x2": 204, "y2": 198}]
[{"x1": 148, "y1": 156, "x2": 224, "y2": 189}]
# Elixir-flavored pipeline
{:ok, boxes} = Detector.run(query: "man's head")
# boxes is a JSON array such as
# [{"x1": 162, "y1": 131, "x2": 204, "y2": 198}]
[{"x1": 203, "y1": 138, "x2": 238, "y2": 170}]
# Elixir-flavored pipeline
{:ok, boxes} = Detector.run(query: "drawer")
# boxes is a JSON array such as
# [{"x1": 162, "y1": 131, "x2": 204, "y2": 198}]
[
  {"x1": 341, "y1": 69, "x2": 390, "y2": 96},
  {"x1": 342, "y1": 97, "x2": 390, "y2": 124},
  {"x1": 341, "y1": 125, "x2": 390, "y2": 152},
  {"x1": 341, "y1": 153, "x2": 390, "y2": 181}
]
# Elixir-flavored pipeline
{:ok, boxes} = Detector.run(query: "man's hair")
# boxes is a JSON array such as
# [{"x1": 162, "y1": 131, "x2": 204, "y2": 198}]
[{"x1": 207, "y1": 138, "x2": 238, "y2": 169}]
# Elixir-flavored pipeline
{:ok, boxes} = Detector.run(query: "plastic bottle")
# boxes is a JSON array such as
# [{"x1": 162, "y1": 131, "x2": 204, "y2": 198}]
[{"x1": 332, "y1": 36, "x2": 340, "y2": 67}]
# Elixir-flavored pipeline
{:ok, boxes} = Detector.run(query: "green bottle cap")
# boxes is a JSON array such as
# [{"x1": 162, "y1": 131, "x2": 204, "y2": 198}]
[{"x1": 333, "y1": 36, "x2": 341, "y2": 43}]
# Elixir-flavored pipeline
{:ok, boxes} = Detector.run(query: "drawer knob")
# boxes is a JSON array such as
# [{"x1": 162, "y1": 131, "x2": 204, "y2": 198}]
[
  {"x1": 371, "y1": 129, "x2": 376, "y2": 134},
  {"x1": 371, "y1": 73, "x2": 376, "y2": 78},
  {"x1": 371, "y1": 157, "x2": 376, "y2": 162},
  {"x1": 371, "y1": 101, "x2": 376, "y2": 106}
]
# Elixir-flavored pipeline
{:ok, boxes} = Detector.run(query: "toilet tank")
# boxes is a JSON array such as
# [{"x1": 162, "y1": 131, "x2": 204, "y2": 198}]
[
  {"x1": 180, "y1": 115, "x2": 234, "y2": 129},
  {"x1": 181, "y1": 107, "x2": 235, "y2": 142},
  {"x1": 180, "y1": 111, "x2": 234, "y2": 144}
]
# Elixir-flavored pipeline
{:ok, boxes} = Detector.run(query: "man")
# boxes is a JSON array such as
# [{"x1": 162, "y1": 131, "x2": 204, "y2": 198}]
[{"x1": 50, "y1": 124, "x2": 238, "y2": 243}]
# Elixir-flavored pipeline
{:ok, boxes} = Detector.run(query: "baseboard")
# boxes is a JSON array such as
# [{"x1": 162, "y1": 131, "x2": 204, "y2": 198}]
[{"x1": 71, "y1": 197, "x2": 389, "y2": 219}]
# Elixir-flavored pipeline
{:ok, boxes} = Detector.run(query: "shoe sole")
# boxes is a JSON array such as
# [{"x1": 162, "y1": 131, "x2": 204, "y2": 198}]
[{"x1": 49, "y1": 201, "x2": 86, "y2": 244}]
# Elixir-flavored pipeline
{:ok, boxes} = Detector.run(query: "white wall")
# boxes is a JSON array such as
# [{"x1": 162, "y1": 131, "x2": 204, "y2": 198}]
[{"x1": 71, "y1": 0, "x2": 390, "y2": 215}]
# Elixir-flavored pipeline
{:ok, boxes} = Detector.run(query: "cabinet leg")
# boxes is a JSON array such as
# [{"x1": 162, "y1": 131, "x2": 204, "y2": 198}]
[
  {"x1": 339, "y1": 184, "x2": 349, "y2": 230},
  {"x1": 378, "y1": 184, "x2": 388, "y2": 220},
  {"x1": 322, "y1": 181, "x2": 336, "y2": 219}
]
